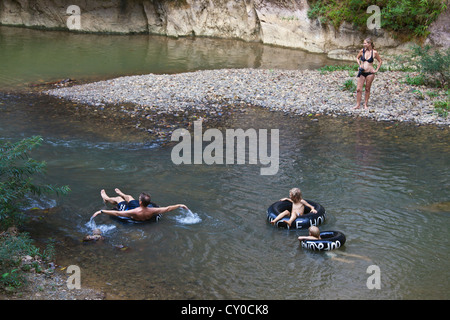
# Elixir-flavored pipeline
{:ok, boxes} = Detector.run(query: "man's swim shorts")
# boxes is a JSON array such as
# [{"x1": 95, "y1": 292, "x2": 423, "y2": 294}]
[{"x1": 117, "y1": 200, "x2": 140, "y2": 211}]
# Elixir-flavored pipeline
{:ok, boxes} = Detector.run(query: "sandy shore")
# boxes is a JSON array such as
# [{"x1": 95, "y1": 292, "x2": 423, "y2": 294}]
[{"x1": 45, "y1": 68, "x2": 449, "y2": 128}]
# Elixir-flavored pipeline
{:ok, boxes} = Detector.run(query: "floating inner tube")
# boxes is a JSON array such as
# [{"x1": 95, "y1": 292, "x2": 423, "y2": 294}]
[
  {"x1": 267, "y1": 199, "x2": 326, "y2": 229},
  {"x1": 300, "y1": 231, "x2": 346, "y2": 251},
  {"x1": 111, "y1": 202, "x2": 161, "y2": 224}
]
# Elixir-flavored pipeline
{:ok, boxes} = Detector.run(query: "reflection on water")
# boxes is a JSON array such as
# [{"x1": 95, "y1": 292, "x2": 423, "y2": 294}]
[
  {"x1": 0, "y1": 25, "x2": 344, "y2": 92},
  {"x1": 3, "y1": 94, "x2": 448, "y2": 300},
  {"x1": 0, "y1": 26, "x2": 449, "y2": 300}
]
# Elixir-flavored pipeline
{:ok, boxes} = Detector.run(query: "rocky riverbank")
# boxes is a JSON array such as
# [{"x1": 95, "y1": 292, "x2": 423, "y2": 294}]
[
  {"x1": 45, "y1": 69, "x2": 449, "y2": 133},
  {"x1": 0, "y1": 226, "x2": 105, "y2": 300},
  {"x1": 0, "y1": 271, "x2": 105, "y2": 300}
]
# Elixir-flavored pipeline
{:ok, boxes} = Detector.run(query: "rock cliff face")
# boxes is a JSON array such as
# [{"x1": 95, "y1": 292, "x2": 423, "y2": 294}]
[{"x1": 0, "y1": 0, "x2": 448, "y2": 60}]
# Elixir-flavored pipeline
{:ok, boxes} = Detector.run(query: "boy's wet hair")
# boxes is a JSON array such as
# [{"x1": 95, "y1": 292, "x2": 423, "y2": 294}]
[
  {"x1": 309, "y1": 226, "x2": 320, "y2": 238},
  {"x1": 289, "y1": 188, "x2": 302, "y2": 202},
  {"x1": 139, "y1": 192, "x2": 151, "y2": 207}
]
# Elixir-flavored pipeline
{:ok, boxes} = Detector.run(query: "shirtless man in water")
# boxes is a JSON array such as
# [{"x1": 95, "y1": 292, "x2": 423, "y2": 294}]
[
  {"x1": 91, "y1": 188, "x2": 188, "y2": 221},
  {"x1": 270, "y1": 188, "x2": 317, "y2": 227}
]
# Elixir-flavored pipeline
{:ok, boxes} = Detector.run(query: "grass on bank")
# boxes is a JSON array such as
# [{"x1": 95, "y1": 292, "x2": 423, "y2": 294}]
[
  {"x1": 0, "y1": 230, "x2": 56, "y2": 292},
  {"x1": 0, "y1": 136, "x2": 70, "y2": 293}
]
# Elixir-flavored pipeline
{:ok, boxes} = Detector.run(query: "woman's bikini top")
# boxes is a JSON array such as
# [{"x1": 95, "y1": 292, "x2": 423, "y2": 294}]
[{"x1": 360, "y1": 48, "x2": 374, "y2": 63}]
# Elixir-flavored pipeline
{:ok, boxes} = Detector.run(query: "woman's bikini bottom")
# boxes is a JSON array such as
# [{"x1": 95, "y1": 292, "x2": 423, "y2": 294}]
[{"x1": 357, "y1": 70, "x2": 374, "y2": 78}]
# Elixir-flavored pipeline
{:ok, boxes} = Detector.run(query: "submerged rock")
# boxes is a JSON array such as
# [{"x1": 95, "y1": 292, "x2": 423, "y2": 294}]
[
  {"x1": 83, "y1": 228, "x2": 104, "y2": 242},
  {"x1": 422, "y1": 201, "x2": 450, "y2": 213}
]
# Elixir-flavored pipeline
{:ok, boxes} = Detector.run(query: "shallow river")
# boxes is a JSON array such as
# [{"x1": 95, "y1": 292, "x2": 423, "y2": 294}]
[{"x1": 0, "y1": 26, "x2": 449, "y2": 300}]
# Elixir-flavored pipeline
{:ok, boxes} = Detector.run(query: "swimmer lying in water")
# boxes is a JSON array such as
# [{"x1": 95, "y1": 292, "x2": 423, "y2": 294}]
[
  {"x1": 92, "y1": 188, "x2": 188, "y2": 222},
  {"x1": 270, "y1": 188, "x2": 318, "y2": 227}
]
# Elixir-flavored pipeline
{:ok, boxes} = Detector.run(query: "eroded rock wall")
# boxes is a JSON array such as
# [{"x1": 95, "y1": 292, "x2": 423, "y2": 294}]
[{"x1": 0, "y1": 0, "x2": 447, "y2": 60}]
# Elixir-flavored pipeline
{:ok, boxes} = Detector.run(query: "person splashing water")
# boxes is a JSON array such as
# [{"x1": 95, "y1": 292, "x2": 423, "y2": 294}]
[
  {"x1": 92, "y1": 188, "x2": 189, "y2": 222},
  {"x1": 174, "y1": 207, "x2": 202, "y2": 225}
]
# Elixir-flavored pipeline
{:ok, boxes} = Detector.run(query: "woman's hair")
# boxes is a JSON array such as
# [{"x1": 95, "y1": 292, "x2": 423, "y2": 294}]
[
  {"x1": 364, "y1": 37, "x2": 375, "y2": 49},
  {"x1": 139, "y1": 192, "x2": 151, "y2": 207},
  {"x1": 289, "y1": 188, "x2": 303, "y2": 202}
]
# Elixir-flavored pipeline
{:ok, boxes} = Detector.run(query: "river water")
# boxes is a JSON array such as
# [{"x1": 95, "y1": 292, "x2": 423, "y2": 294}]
[{"x1": 1, "y1": 26, "x2": 449, "y2": 300}]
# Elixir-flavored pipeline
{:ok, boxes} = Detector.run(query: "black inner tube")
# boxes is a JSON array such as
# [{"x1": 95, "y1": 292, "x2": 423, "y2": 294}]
[
  {"x1": 267, "y1": 199, "x2": 326, "y2": 229},
  {"x1": 301, "y1": 231, "x2": 346, "y2": 251}
]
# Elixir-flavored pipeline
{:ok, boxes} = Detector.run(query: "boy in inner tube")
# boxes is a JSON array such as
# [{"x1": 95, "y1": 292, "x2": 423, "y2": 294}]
[
  {"x1": 298, "y1": 226, "x2": 321, "y2": 241},
  {"x1": 270, "y1": 187, "x2": 317, "y2": 227}
]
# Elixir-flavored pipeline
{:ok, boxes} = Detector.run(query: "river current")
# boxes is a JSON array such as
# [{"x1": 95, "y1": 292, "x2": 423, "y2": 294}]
[{"x1": 0, "y1": 26, "x2": 449, "y2": 300}]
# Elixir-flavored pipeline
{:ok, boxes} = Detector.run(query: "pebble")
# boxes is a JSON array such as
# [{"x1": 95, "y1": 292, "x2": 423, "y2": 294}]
[{"x1": 45, "y1": 69, "x2": 449, "y2": 127}]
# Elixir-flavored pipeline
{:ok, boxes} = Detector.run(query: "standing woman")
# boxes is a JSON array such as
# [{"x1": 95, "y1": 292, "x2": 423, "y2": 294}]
[{"x1": 354, "y1": 38, "x2": 382, "y2": 109}]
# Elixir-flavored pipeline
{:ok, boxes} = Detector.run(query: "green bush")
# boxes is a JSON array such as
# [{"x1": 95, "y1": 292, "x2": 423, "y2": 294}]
[
  {"x1": 380, "y1": 0, "x2": 447, "y2": 36},
  {"x1": 0, "y1": 231, "x2": 55, "y2": 291},
  {"x1": 410, "y1": 45, "x2": 450, "y2": 88},
  {"x1": 434, "y1": 100, "x2": 449, "y2": 117},
  {"x1": 433, "y1": 91, "x2": 449, "y2": 117},
  {"x1": 342, "y1": 79, "x2": 357, "y2": 91},
  {"x1": 0, "y1": 136, "x2": 70, "y2": 227},
  {"x1": 307, "y1": 0, "x2": 447, "y2": 37},
  {"x1": 405, "y1": 74, "x2": 426, "y2": 86},
  {"x1": 318, "y1": 64, "x2": 358, "y2": 74},
  {"x1": 397, "y1": 45, "x2": 449, "y2": 88},
  {"x1": 0, "y1": 136, "x2": 68, "y2": 292}
]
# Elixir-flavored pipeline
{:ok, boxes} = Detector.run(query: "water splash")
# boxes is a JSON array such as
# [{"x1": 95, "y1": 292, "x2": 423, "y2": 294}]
[
  {"x1": 85, "y1": 216, "x2": 116, "y2": 234},
  {"x1": 174, "y1": 208, "x2": 202, "y2": 225}
]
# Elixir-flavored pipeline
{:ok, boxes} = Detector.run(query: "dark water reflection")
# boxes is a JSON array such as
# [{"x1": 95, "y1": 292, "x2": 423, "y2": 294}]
[{"x1": 0, "y1": 25, "x2": 344, "y2": 92}]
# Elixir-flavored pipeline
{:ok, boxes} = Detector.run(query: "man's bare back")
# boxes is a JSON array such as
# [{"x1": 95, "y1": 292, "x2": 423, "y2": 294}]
[{"x1": 119, "y1": 205, "x2": 187, "y2": 221}]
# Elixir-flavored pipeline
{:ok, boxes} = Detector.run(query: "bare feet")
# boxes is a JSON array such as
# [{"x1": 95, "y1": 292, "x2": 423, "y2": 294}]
[
  {"x1": 115, "y1": 188, "x2": 125, "y2": 197},
  {"x1": 100, "y1": 189, "x2": 108, "y2": 204},
  {"x1": 115, "y1": 188, "x2": 134, "y2": 202},
  {"x1": 101, "y1": 189, "x2": 123, "y2": 206},
  {"x1": 353, "y1": 105, "x2": 361, "y2": 110}
]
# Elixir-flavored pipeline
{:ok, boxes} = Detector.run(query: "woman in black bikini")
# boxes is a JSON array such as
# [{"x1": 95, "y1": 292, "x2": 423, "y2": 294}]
[{"x1": 354, "y1": 38, "x2": 382, "y2": 109}]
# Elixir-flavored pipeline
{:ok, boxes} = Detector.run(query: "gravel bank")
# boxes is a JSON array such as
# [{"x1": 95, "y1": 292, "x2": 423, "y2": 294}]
[{"x1": 46, "y1": 68, "x2": 449, "y2": 127}]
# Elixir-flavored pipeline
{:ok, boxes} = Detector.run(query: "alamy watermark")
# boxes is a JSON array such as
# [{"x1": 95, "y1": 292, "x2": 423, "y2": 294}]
[
  {"x1": 366, "y1": 265, "x2": 381, "y2": 289},
  {"x1": 170, "y1": 120, "x2": 279, "y2": 175},
  {"x1": 367, "y1": 5, "x2": 381, "y2": 30},
  {"x1": 66, "y1": 5, "x2": 81, "y2": 30},
  {"x1": 66, "y1": 265, "x2": 81, "y2": 289}
]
